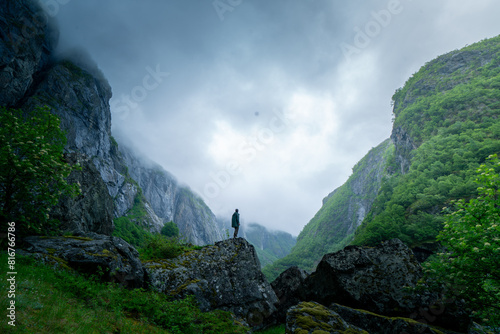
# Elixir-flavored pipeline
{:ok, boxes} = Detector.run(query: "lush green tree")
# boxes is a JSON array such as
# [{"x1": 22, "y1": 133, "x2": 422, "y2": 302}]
[
  {"x1": 161, "y1": 221, "x2": 180, "y2": 238},
  {"x1": 0, "y1": 106, "x2": 80, "y2": 234},
  {"x1": 422, "y1": 155, "x2": 500, "y2": 326}
]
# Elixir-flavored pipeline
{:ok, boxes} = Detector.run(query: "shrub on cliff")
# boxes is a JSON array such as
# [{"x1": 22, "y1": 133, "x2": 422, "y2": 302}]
[
  {"x1": 161, "y1": 221, "x2": 179, "y2": 238},
  {"x1": 0, "y1": 106, "x2": 80, "y2": 235},
  {"x1": 422, "y1": 154, "x2": 500, "y2": 327}
]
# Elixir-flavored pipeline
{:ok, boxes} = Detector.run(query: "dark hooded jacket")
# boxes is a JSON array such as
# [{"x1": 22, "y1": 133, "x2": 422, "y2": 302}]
[{"x1": 231, "y1": 211, "x2": 240, "y2": 227}]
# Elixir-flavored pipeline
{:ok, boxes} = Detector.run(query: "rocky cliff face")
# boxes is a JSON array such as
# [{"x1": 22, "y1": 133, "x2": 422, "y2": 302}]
[
  {"x1": 316, "y1": 138, "x2": 394, "y2": 242},
  {"x1": 51, "y1": 153, "x2": 114, "y2": 235},
  {"x1": 119, "y1": 145, "x2": 223, "y2": 244},
  {"x1": 321, "y1": 138, "x2": 394, "y2": 235},
  {"x1": 18, "y1": 59, "x2": 119, "y2": 235},
  {"x1": 0, "y1": 0, "x2": 224, "y2": 245},
  {"x1": 390, "y1": 126, "x2": 416, "y2": 175},
  {"x1": 389, "y1": 42, "x2": 500, "y2": 175},
  {"x1": 0, "y1": 0, "x2": 57, "y2": 107}
]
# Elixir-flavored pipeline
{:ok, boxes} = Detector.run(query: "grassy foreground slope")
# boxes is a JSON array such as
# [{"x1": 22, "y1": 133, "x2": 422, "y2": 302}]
[{"x1": 0, "y1": 241, "x2": 248, "y2": 334}]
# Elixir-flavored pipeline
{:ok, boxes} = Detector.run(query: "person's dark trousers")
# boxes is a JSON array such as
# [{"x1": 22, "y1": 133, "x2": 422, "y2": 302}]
[{"x1": 233, "y1": 226, "x2": 239, "y2": 238}]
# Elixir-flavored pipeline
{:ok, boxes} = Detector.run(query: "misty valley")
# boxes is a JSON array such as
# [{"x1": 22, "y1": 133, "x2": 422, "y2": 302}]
[{"x1": 1, "y1": 1, "x2": 500, "y2": 333}]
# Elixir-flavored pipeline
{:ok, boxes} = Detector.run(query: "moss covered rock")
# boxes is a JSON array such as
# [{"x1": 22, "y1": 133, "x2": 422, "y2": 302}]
[
  {"x1": 144, "y1": 238, "x2": 278, "y2": 328},
  {"x1": 286, "y1": 301, "x2": 368, "y2": 334},
  {"x1": 329, "y1": 303, "x2": 461, "y2": 334},
  {"x1": 21, "y1": 233, "x2": 145, "y2": 288}
]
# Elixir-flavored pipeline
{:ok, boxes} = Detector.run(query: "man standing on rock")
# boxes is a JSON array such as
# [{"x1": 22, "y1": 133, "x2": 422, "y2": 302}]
[{"x1": 232, "y1": 209, "x2": 240, "y2": 238}]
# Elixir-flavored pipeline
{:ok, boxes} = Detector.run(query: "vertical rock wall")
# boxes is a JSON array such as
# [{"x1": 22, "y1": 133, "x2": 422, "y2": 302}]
[{"x1": 0, "y1": 0, "x2": 223, "y2": 245}]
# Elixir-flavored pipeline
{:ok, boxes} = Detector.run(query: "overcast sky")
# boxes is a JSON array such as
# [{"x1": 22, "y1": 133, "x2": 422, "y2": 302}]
[{"x1": 50, "y1": 0, "x2": 500, "y2": 236}]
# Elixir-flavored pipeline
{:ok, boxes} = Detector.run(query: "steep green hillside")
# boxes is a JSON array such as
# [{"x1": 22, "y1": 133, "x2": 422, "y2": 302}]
[
  {"x1": 264, "y1": 139, "x2": 394, "y2": 279},
  {"x1": 353, "y1": 35, "x2": 500, "y2": 246},
  {"x1": 244, "y1": 223, "x2": 297, "y2": 268},
  {"x1": 265, "y1": 35, "x2": 500, "y2": 281}
]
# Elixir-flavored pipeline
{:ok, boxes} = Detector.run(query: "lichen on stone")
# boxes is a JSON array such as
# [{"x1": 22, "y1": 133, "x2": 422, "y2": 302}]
[{"x1": 286, "y1": 301, "x2": 368, "y2": 334}]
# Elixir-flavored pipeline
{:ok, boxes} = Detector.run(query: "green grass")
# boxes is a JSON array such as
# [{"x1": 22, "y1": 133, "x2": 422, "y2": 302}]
[
  {"x1": 113, "y1": 216, "x2": 153, "y2": 248},
  {"x1": 0, "y1": 253, "x2": 247, "y2": 333},
  {"x1": 254, "y1": 324, "x2": 286, "y2": 334},
  {"x1": 139, "y1": 234, "x2": 204, "y2": 261}
]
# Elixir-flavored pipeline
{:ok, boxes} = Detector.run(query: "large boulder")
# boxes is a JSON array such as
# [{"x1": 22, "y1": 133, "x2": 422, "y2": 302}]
[
  {"x1": 21, "y1": 234, "x2": 145, "y2": 288},
  {"x1": 300, "y1": 238, "x2": 422, "y2": 315},
  {"x1": 144, "y1": 238, "x2": 278, "y2": 328},
  {"x1": 286, "y1": 301, "x2": 368, "y2": 334},
  {"x1": 270, "y1": 266, "x2": 309, "y2": 323},
  {"x1": 296, "y1": 238, "x2": 470, "y2": 332},
  {"x1": 329, "y1": 303, "x2": 460, "y2": 334}
]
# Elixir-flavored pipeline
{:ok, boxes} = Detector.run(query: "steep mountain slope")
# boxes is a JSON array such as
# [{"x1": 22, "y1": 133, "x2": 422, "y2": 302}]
[
  {"x1": 117, "y1": 145, "x2": 223, "y2": 245},
  {"x1": 265, "y1": 35, "x2": 500, "y2": 280},
  {"x1": 0, "y1": 0, "x2": 223, "y2": 245},
  {"x1": 264, "y1": 139, "x2": 394, "y2": 278},
  {"x1": 353, "y1": 36, "x2": 500, "y2": 246},
  {"x1": 243, "y1": 223, "x2": 297, "y2": 268}
]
